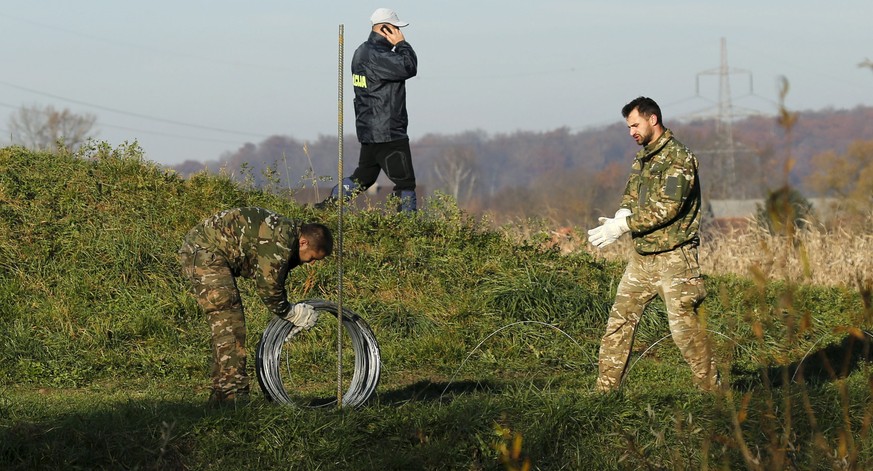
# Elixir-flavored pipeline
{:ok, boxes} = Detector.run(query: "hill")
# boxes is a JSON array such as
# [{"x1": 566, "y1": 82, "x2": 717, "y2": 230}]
[{"x1": 1, "y1": 144, "x2": 871, "y2": 469}]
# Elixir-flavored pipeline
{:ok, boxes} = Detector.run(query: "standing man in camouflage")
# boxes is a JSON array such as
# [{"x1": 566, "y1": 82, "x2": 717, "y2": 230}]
[
  {"x1": 179, "y1": 207, "x2": 334, "y2": 403},
  {"x1": 587, "y1": 97, "x2": 718, "y2": 392}
]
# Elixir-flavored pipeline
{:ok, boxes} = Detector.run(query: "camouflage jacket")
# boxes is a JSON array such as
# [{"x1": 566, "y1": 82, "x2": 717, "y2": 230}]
[
  {"x1": 184, "y1": 207, "x2": 301, "y2": 316},
  {"x1": 619, "y1": 129, "x2": 702, "y2": 254}
]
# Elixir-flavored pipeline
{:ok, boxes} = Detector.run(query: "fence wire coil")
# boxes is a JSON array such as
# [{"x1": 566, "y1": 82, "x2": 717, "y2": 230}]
[{"x1": 255, "y1": 299, "x2": 381, "y2": 408}]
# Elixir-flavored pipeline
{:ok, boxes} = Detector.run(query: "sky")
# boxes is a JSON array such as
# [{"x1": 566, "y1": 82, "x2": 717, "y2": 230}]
[{"x1": 1, "y1": 1, "x2": 871, "y2": 165}]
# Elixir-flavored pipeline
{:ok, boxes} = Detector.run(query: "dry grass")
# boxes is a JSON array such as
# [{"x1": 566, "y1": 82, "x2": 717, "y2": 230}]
[
  {"x1": 701, "y1": 222, "x2": 872, "y2": 288},
  {"x1": 523, "y1": 212, "x2": 873, "y2": 290}
]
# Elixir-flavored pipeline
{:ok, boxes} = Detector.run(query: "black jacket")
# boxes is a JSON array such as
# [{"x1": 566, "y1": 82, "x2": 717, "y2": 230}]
[{"x1": 351, "y1": 31, "x2": 418, "y2": 144}]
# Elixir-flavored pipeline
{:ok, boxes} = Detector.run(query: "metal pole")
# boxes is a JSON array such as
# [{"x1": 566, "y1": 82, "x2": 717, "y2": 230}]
[{"x1": 336, "y1": 24, "x2": 345, "y2": 408}]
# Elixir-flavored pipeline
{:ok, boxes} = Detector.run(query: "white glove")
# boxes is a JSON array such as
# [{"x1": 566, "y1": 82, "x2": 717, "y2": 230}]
[
  {"x1": 587, "y1": 215, "x2": 630, "y2": 248},
  {"x1": 284, "y1": 303, "x2": 319, "y2": 330}
]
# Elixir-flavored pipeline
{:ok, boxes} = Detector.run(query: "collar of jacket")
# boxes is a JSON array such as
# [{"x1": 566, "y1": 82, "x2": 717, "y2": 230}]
[
  {"x1": 367, "y1": 30, "x2": 394, "y2": 49},
  {"x1": 636, "y1": 128, "x2": 674, "y2": 161}
]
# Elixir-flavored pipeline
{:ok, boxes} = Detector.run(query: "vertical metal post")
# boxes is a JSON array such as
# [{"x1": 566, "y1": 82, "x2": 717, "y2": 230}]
[{"x1": 336, "y1": 24, "x2": 345, "y2": 408}]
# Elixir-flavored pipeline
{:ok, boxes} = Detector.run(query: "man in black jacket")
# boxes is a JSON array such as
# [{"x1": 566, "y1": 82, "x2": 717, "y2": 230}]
[{"x1": 316, "y1": 8, "x2": 419, "y2": 212}]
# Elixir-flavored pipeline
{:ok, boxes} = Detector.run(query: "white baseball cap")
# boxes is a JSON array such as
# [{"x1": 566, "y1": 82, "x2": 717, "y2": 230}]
[{"x1": 370, "y1": 8, "x2": 409, "y2": 27}]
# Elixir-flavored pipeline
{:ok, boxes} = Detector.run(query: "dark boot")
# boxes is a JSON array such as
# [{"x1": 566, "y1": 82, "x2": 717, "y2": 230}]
[
  {"x1": 395, "y1": 190, "x2": 417, "y2": 212},
  {"x1": 314, "y1": 177, "x2": 359, "y2": 209},
  {"x1": 313, "y1": 197, "x2": 336, "y2": 210}
]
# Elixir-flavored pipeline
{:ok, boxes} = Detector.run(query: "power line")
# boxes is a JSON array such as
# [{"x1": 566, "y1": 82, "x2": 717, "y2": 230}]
[
  {"x1": 692, "y1": 38, "x2": 761, "y2": 199},
  {"x1": 96, "y1": 121, "x2": 250, "y2": 145},
  {"x1": 0, "y1": 13, "x2": 299, "y2": 152},
  {"x1": 0, "y1": 79, "x2": 271, "y2": 139},
  {"x1": 0, "y1": 13, "x2": 298, "y2": 74},
  {"x1": 2, "y1": 98, "x2": 253, "y2": 147}
]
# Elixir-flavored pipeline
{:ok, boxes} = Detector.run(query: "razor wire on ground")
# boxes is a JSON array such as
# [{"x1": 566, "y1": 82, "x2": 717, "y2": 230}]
[
  {"x1": 255, "y1": 299, "x2": 381, "y2": 408},
  {"x1": 438, "y1": 320, "x2": 600, "y2": 403},
  {"x1": 437, "y1": 322, "x2": 744, "y2": 401},
  {"x1": 255, "y1": 301, "x2": 865, "y2": 407}
]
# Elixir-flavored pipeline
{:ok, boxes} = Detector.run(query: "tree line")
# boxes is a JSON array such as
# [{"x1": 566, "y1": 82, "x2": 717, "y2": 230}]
[
  {"x1": 173, "y1": 106, "x2": 873, "y2": 226},
  {"x1": 6, "y1": 103, "x2": 871, "y2": 227}
]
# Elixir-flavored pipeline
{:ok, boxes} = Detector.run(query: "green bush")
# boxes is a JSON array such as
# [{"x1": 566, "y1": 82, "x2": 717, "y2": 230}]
[{"x1": 755, "y1": 185, "x2": 815, "y2": 234}]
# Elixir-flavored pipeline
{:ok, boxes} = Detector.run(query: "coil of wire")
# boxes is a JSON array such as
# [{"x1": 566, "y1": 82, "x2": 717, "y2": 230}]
[{"x1": 255, "y1": 299, "x2": 381, "y2": 408}]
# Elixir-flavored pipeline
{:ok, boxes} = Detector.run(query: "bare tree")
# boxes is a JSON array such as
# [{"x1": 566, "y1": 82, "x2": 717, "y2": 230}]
[
  {"x1": 433, "y1": 145, "x2": 479, "y2": 203},
  {"x1": 9, "y1": 105, "x2": 97, "y2": 151}
]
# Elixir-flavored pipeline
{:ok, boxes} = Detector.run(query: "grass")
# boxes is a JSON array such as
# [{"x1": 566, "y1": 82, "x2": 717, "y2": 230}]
[
  {"x1": 540, "y1": 217, "x2": 873, "y2": 290},
  {"x1": 1, "y1": 143, "x2": 872, "y2": 469}
]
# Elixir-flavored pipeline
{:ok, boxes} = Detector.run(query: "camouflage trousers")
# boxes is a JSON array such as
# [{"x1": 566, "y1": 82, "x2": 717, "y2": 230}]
[
  {"x1": 596, "y1": 244, "x2": 718, "y2": 392},
  {"x1": 179, "y1": 240, "x2": 250, "y2": 397}
]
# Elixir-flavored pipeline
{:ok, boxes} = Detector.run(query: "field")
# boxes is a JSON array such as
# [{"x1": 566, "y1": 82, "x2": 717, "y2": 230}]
[{"x1": 1, "y1": 144, "x2": 871, "y2": 470}]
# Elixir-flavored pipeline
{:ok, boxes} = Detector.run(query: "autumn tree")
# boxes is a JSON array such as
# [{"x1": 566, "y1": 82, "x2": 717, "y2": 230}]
[
  {"x1": 806, "y1": 139, "x2": 873, "y2": 215},
  {"x1": 8, "y1": 105, "x2": 97, "y2": 151}
]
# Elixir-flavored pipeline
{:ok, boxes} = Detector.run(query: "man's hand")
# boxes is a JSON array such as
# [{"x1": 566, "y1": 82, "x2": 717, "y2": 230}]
[
  {"x1": 284, "y1": 303, "x2": 319, "y2": 330},
  {"x1": 380, "y1": 25, "x2": 405, "y2": 45},
  {"x1": 587, "y1": 215, "x2": 630, "y2": 248}
]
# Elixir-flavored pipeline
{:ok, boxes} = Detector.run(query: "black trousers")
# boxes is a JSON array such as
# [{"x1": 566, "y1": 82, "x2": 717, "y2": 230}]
[{"x1": 350, "y1": 138, "x2": 416, "y2": 193}]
